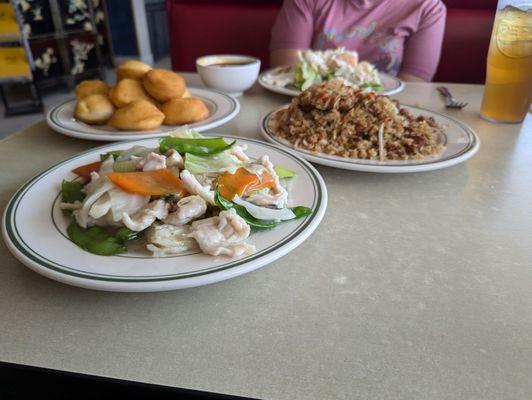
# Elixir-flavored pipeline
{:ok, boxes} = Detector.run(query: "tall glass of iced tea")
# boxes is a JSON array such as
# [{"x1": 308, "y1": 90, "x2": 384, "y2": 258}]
[{"x1": 480, "y1": 1, "x2": 532, "y2": 123}]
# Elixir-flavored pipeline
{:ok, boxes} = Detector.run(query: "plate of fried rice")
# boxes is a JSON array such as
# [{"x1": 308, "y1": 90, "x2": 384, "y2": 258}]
[{"x1": 261, "y1": 80, "x2": 480, "y2": 173}]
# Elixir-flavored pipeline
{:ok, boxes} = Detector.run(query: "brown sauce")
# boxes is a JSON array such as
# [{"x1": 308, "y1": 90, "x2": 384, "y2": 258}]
[{"x1": 208, "y1": 61, "x2": 254, "y2": 67}]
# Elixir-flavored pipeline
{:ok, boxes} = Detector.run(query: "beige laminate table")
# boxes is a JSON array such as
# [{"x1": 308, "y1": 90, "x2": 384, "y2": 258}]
[{"x1": 1, "y1": 74, "x2": 531, "y2": 400}]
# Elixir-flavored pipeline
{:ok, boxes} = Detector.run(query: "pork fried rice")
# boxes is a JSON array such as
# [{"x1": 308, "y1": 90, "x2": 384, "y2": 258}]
[{"x1": 274, "y1": 80, "x2": 445, "y2": 160}]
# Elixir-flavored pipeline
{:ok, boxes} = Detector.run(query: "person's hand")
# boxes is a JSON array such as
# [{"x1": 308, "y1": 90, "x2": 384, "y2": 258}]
[{"x1": 270, "y1": 49, "x2": 300, "y2": 67}]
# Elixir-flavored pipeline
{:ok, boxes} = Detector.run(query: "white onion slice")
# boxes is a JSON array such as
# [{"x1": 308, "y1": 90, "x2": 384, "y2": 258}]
[
  {"x1": 116, "y1": 145, "x2": 154, "y2": 162},
  {"x1": 233, "y1": 196, "x2": 295, "y2": 221}
]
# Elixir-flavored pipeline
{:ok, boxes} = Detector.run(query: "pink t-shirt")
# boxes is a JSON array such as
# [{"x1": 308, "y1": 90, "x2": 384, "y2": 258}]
[{"x1": 270, "y1": 0, "x2": 447, "y2": 81}]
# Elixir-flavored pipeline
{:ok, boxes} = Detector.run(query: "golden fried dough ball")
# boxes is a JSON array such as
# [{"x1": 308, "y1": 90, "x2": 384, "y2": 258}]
[
  {"x1": 142, "y1": 69, "x2": 186, "y2": 102},
  {"x1": 108, "y1": 100, "x2": 164, "y2": 131},
  {"x1": 74, "y1": 94, "x2": 115, "y2": 125},
  {"x1": 181, "y1": 88, "x2": 190, "y2": 98},
  {"x1": 116, "y1": 60, "x2": 152, "y2": 81},
  {"x1": 109, "y1": 78, "x2": 156, "y2": 108},
  {"x1": 160, "y1": 97, "x2": 209, "y2": 125},
  {"x1": 75, "y1": 80, "x2": 110, "y2": 100}
]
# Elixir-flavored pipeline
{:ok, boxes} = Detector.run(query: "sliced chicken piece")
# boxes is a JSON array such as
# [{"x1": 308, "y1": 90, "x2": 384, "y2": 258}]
[
  {"x1": 165, "y1": 149, "x2": 184, "y2": 170},
  {"x1": 180, "y1": 169, "x2": 215, "y2": 205},
  {"x1": 163, "y1": 195, "x2": 207, "y2": 226},
  {"x1": 257, "y1": 155, "x2": 278, "y2": 180},
  {"x1": 243, "y1": 163, "x2": 267, "y2": 176},
  {"x1": 129, "y1": 155, "x2": 143, "y2": 170},
  {"x1": 91, "y1": 212, "x2": 123, "y2": 228},
  {"x1": 146, "y1": 224, "x2": 198, "y2": 256},
  {"x1": 246, "y1": 189, "x2": 288, "y2": 209},
  {"x1": 83, "y1": 171, "x2": 106, "y2": 194},
  {"x1": 194, "y1": 173, "x2": 217, "y2": 188},
  {"x1": 245, "y1": 155, "x2": 288, "y2": 208},
  {"x1": 228, "y1": 144, "x2": 250, "y2": 163},
  {"x1": 187, "y1": 208, "x2": 255, "y2": 257},
  {"x1": 139, "y1": 152, "x2": 167, "y2": 171},
  {"x1": 98, "y1": 156, "x2": 115, "y2": 174},
  {"x1": 122, "y1": 199, "x2": 169, "y2": 231},
  {"x1": 107, "y1": 188, "x2": 150, "y2": 222}
]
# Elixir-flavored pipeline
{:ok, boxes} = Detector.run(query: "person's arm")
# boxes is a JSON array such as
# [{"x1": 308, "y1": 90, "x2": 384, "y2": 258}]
[
  {"x1": 270, "y1": 0, "x2": 314, "y2": 67},
  {"x1": 400, "y1": 0, "x2": 446, "y2": 81},
  {"x1": 271, "y1": 49, "x2": 300, "y2": 68}
]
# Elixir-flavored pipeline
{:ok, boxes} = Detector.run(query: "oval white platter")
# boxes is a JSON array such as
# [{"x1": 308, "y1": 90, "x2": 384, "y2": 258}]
[
  {"x1": 46, "y1": 87, "x2": 240, "y2": 141},
  {"x1": 261, "y1": 105, "x2": 480, "y2": 173},
  {"x1": 2, "y1": 135, "x2": 327, "y2": 292},
  {"x1": 259, "y1": 68, "x2": 404, "y2": 97}
]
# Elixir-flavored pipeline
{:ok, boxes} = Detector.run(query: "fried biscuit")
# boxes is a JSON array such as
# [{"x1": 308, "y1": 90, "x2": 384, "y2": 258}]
[
  {"x1": 75, "y1": 80, "x2": 110, "y2": 100},
  {"x1": 74, "y1": 94, "x2": 115, "y2": 125},
  {"x1": 116, "y1": 60, "x2": 152, "y2": 81},
  {"x1": 109, "y1": 78, "x2": 156, "y2": 108},
  {"x1": 108, "y1": 99, "x2": 164, "y2": 131},
  {"x1": 142, "y1": 69, "x2": 186, "y2": 102},
  {"x1": 160, "y1": 97, "x2": 209, "y2": 125}
]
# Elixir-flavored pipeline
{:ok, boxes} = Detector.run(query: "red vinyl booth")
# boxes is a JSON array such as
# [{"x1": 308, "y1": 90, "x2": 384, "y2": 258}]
[{"x1": 166, "y1": 0, "x2": 497, "y2": 84}]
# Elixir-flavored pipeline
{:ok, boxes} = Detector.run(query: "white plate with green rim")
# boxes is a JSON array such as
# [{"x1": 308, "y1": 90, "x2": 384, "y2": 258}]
[
  {"x1": 258, "y1": 67, "x2": 404, "y2": 97},
  {"x1": 2, "y1": 135, "x2": 327, "y2": 292},
  {"x1": 261, "y1": 105, "x2": 480, "y2": 173},
  {"x1": 46, "y1": 87, "x2": 240, "y2": 141}
]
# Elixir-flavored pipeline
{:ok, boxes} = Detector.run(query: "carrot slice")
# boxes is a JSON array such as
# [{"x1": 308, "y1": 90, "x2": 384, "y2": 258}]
[
  {"x1": 217, "y1": 167, "x2": 276, "y2": 200},
  {"x1": 107, "y1": 169, "x2": 187, "y2": 196},
  {"x1": 72, "y1": 161, "x2": 102, "y2": 179}
]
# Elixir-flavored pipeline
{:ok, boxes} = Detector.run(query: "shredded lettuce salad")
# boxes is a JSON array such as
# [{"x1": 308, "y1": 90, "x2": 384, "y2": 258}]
[{"x1": 292, "y1": 49, "x2": 382, "y2": 92}]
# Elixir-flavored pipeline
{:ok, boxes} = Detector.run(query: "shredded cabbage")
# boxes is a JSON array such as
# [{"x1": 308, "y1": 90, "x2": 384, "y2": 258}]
[
  {"x1": 291, "y1": 49, "x2": 382, "y2": 91},
  {"x1": 184, "y1": 152, "x2": 241, "y2": 174},
  {"x1": 113, "y1": 159, "x2": 137, "y2": 172},
  {"x1": 170, "y1": 125, "x2": 204, "y2": 139},
  {"x1": 294, "y1": 62, "x2": 320, "y2": 91},
  {"x1": 116, "y1": 145, "x2": 154, "y2": 162}
]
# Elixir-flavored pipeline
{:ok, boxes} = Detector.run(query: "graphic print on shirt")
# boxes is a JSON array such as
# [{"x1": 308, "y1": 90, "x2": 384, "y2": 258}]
[{"x1": 316, "y1": 21, "x2": 402, "y2": 75}]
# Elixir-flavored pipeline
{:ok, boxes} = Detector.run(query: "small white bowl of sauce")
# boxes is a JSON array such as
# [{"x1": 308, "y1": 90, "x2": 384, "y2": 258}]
[{"x1": 196, "y1": 55, "x2": 261, "y2": 97}]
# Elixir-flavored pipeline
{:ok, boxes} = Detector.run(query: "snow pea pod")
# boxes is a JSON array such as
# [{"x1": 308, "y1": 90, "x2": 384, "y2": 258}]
[
  {"x1": 67, "y1": 223, "x2": 144, "y2": 256},
  {"x1": 214, "y1": 191, "x2": 313, "y2": 230},
  {"x1": 61, "y1": 180, "x2": 85, "y2": 203},
  {"x1": 214, "y1": 191, "x2": 279, "y2": 230},
  {"x1": 159, "y1": 137, "x2": 235, "y2": 156},
  {"x1": 291, "y1": 206, "x2": 313, "y2": 219}
]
